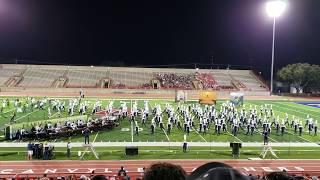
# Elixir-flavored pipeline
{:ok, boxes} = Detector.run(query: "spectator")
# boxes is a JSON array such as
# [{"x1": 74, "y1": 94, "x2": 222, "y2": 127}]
[
  {"x1": 90, "y1": 170, "x2": 96, "y2": 179},
  {"x1": 40, "y1": 174, "x2": 49, "y2": 180},
  {"x1": 92, "y1": 175, "x2": 107, "y2": 180},
  {"x1": 80, "y1": 175, "x2": 88, "y2": 180},
  {"x1": 195, "y1": 73, "x2": 217, "y2": 89},
  {"x1": 143, "y1": 162, "x2": 187, "y2": 180},
  {"x1": 67, "y1": 141, "x2": 72, "y2": 159},
  {"x1": 82, "y1": 127, "x2": 91, "y2": 144},
  {"x1": 118, "y1": 166, "x2": 127, "y2": 177},
  {"x1": 265, "y1": 171, "x2": 295, "y2": 180},
  {"x1": 187, "y1": 162, "x2": 249, "y2": 180},
  {"x1": 155, "y1": 73, "x2": 193, "y2": 89},
  {"x1": 27, "y1": 141, "x2": 33, "y2": 160}
]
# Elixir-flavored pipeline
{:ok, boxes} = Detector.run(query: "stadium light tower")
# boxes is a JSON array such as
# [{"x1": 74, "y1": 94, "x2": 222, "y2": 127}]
[{"x1": 266, "y1": 0, "x2": 286, "y2": 95}]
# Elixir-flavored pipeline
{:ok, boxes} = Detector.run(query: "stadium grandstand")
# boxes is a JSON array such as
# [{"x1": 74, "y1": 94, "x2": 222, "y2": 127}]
[{"x1": 0, "y1": 64, "x2": 270, "y2": 98}]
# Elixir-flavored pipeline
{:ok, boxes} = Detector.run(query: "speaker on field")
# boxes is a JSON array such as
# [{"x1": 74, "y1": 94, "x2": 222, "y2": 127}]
[
  {"x1": 125, "y1": 146, "x2": 138, "y2": 156},
  {"x1": 230, "y1": 142, "x2": 242, "y2": 158}
]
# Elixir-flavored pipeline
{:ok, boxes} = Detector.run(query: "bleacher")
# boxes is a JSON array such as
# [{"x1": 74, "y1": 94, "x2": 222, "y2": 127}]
[
  {"x1": 109, "y1": 70, "x2": 152, "y2": 88},
  {"x1": 66, "y1": 70, "x2": 107, "y2": 88},
  {"x1": 210, "y1": 71, "x2": 234, "y2": 89},
  {"x1": 195, "y1": 73, "x2": 217, "y2": 89},
  {"x1": 18, "y1": 68, "x2": 63, "y2": 88},
  {"x1": 0, "y1": 64, "x2": 269, "y2": 93},
  {"x1": 0, "y1": 67, "x2": 24, "y2": 86},
  {"x1": 228, "y1": 70, "x2": 267, "y2": 91},
  {"x1": 155, "y1": 72, "x2": 194, "y2": 89}
]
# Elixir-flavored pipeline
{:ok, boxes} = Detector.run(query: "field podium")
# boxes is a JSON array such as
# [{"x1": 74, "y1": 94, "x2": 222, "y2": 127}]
[
  {"x1": 80, "y1": 143, "x2": 99, "y2": 159},
  {"x1": 199, "y1": 91, "x2": 217, "y2": 104}
]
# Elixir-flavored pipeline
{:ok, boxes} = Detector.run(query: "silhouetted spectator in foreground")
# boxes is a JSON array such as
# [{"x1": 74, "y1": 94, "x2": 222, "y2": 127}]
[
  {"x1": 187, "y1": 162, "x2": 250, "y2": 180},
  {"x1": 143, "y1": 162, "x2": 187, "y2": 180},
  {"x1": 118, "y1": 166, "x2": 127, "y2": 177},
  {"x1": 266, "y1": 171, "x2": 298, "y2": 180},
  {"x1": 92, "y1": 175, "x2": 107, "y2": 180}
]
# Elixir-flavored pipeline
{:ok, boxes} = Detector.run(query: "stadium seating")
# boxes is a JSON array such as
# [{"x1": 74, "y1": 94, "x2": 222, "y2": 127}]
[
  {"x1": 66, "y1": 70, "x2": 107, "y2": 88},
  {"x1": 0, "y1": 64, "x2": 269, "y2": 93},
  {"x1": 0, "y1": 68, "x2": 24, "y2": 86},
  {"x1": 155, "y1": 73, "x2": 194, "y2": 89},
  {"x1": 18, "y1": 68, "x2": 63, "y2": 88},
  {"x1": 109, "y1": 70, "x2": 152, "y2": 88},
  {"x1": 228, "y1": 70, "x2": 267, "y2": 91},
  {"x1": 195, "y1": 72, "x2": 218, "y2": 89}
]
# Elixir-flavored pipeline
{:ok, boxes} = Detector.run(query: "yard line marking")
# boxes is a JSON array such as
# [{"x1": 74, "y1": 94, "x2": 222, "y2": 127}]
[
  {"x1": 286, "y1": 131, "x2": 314, "y2": 144},
  {"x1": 2, "y1": 108, "x2": 15, "y2": 114},
  {"x1": 226, "y1": 131, "x2": 244, "y2": 143},
  {"x1": 162, "y1": 128, "x2": 170, "y2": 142},
  {"x1": 131, "y1": 120, "x2": 134, "y2": 142},
  {"x1": 14, "y1": 108, "x2": 42, "y2": 122},
  {"x1": 93, "y1": 132, "x2": 99, "y2": 143},
  {"x1": 2, "y1": 149, "x2": 320, "y2": 153},
  {"x1": 192, "y1": 127, "x2": 207, "y2": 142},
  {"x1": 49, "y1": 112, "x2": 58, "y2": 119},
  {"x1": 270, "y1": 103, "x2": 320, "y2": 119},
  {"x1": 283, "y1": 102, "x2": 320, "y2": 113},
  {"x1": 256, "y1": 129, "x2": 279, "y2": 143}
]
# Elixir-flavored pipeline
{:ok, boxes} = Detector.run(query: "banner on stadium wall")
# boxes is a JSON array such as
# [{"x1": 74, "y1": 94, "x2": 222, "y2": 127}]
[
  {"x1": 175, "y1": 90, "x2": 187, "y2": 102},
  {"x1": 199, "y1": 91, "x2": 217, "y2": 104}
]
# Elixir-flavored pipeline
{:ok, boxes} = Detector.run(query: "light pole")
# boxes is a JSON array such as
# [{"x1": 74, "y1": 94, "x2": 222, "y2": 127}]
[{"x1": 266, "y1": 0, "x2": 286, "y2": 95}]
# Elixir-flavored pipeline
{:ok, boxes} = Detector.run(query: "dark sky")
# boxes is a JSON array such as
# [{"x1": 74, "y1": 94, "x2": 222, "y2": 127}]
[{"x1": 0, "y1": 0, "x2": 319, "y2": 73}]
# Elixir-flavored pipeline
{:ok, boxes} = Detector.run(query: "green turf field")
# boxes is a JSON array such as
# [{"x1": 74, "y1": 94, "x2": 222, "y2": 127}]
[
  {"x1": 0, "y1": 146, "x2": 319, "y2": 160},
  {"x1": 0, "y1": 96, "x2": 320, "y2": 160},
  {"x1": 0, "y1": 97, "x2": 319, "y2": 144}
]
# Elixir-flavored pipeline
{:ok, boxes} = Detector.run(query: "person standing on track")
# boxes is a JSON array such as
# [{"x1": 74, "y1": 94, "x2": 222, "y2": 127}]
[
  {"x1": 82, "y1": 127, "x2": 91, "y2": 144},
  {"x1": 67, "y1": 141, "x2": 72, "y2": 159},
  {"x1": 27, "y1": 141, "x2": 33, "y2": 160}
]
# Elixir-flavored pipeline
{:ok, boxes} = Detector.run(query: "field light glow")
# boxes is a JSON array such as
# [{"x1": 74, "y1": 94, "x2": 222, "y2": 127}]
[{"x1": 266, "y1": 0, "x2": 286, "y2": 18}]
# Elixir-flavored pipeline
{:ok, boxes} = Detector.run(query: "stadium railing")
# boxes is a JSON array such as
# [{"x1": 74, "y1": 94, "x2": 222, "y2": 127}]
[{"x1": 250, "y1": 70, "x2": 269, "y2": 91}]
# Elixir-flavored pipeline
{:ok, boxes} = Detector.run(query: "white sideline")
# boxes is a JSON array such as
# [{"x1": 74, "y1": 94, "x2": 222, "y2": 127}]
[{"x1": 0, "y1": 142, "x2": 318, "y2": 148}]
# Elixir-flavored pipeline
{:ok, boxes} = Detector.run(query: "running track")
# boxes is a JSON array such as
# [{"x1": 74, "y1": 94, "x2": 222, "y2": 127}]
[{"x1": 1, "y1": 159, "x2": 320, "y2": 177}]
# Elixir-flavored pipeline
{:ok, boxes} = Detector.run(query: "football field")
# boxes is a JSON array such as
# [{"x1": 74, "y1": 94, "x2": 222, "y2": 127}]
[
  {"x1": 0, "y1": 96, "x2": 320, "y2": 160},
  {"x1": 0, "y1": 97, "x2": 319, "y2": 144}
]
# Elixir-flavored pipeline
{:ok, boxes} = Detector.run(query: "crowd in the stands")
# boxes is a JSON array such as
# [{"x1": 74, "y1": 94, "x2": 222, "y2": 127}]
[
  {"x1": 155, "y1": 73, "x2": 193, "y2": 89},
  {"x1": 195, "y1": 73, "x2": 217, "y2": 89}
]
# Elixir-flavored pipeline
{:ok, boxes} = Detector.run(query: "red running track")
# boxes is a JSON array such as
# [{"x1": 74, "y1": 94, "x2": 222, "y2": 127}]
[{"x1": 1, "y1": 159, "x2": 320, "y2": 177}]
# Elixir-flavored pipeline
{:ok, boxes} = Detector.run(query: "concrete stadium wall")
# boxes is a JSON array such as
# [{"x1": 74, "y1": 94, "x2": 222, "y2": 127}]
[
  {"x1": 0, "y1": 87, "x2": 270, "y2": 99},
  {"x1": 1, "y1": 64, "x2": 252, "y2": 74}
]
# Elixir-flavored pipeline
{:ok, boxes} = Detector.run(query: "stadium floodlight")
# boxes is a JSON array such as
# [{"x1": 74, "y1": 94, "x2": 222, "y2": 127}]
[
  {"x1": 266, "y1": 0, "x2": 286, "y2": 95},
  {"x1": 266, "y1": 0, "x2": 286, "y2": 18}
]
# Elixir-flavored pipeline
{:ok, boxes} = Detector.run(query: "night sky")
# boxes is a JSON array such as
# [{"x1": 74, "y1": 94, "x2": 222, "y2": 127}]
[{"x1": 0, "y1": 0, "x2": 319, "y2": 74}]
